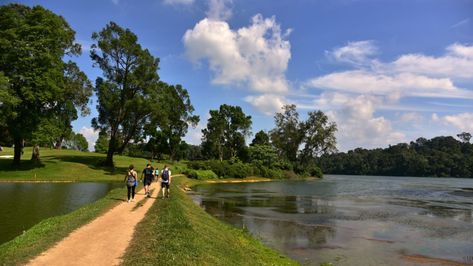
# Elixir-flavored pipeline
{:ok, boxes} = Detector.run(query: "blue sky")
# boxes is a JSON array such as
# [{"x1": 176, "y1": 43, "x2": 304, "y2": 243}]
[{"x1": 6, "y1": 0, "x2": 473, "y2": 151}]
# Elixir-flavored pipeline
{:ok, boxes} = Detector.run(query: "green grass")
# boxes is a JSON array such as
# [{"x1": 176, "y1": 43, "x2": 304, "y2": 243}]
[
  {"x1": 0, "y1": 148, "x2": 300, "y2": 265},
  {"x1": 0, "y1": 188, "x2": 124, "y2": 266},
  {"x1": 122, "y1": 176, "x2": 299, "y2": 266},
  {"x1": 0, "y1": 147, "x2": 176, "y2": 182}
]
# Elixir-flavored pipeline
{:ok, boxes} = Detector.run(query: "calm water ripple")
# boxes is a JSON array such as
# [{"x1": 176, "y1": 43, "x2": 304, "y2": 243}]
[{"x1": 191, "y1": 175, "x2": 473, "y2": 266}]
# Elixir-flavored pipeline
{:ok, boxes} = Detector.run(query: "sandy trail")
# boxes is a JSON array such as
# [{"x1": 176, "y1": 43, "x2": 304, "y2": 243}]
[{"x1": 29, "y1": 182, "x2": 161, "y2": 266}]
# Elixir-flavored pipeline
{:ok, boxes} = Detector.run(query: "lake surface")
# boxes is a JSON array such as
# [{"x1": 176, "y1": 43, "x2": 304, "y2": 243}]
[
  {"x1": 191, "y1": 175, "x2": 473, "y2": 266},
  {"x1": 0, "y1": 182, "x2": 120, "y2": 245}
]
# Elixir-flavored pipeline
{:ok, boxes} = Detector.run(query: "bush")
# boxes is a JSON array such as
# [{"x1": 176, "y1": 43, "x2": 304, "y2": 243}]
[{"x1": 186, "y1": 169, "x2": 219, "y2": 180}]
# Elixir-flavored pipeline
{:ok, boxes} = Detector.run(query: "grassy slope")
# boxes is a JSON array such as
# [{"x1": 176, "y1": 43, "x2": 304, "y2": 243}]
[
  {"x1": 0, "y1": 147, "x2": 177, "y2": 182},
  {"x1": 0, "y1": 188, "x2": 123, "y2": 266},
  {"x1": 122, "y1": 176, "x2": 298, "y2": 266}
]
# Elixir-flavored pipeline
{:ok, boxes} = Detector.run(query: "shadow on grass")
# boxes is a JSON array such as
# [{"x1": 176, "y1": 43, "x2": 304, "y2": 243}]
[
  {"x1": 48, "y1": 155, "x2": 129, "y2": 176},
  {"x1": 0, "y1": 159, "x2": 45, "y2": 171}
]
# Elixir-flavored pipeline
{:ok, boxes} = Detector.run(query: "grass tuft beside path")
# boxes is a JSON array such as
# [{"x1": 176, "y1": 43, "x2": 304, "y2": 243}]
[{"x1": 122, "y1": 176, "x2": 298, "y2": 266}]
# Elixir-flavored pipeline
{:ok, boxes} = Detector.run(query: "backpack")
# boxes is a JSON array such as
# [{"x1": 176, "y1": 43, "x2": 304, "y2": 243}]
[
  {"x1": 162, "y1": 169, "x2": 169, "y2": 182},
  {"x1": 126, "y1": 171, "x2": 136, "y2": 187}
]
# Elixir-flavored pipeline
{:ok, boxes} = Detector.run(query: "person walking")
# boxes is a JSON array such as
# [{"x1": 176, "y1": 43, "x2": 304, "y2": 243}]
[
  {"x1": 124, "y1": 164, "x2": 138, "y2": 203},
  {"x1": 160, "y1": 165, "x2": 171, "y2": 199},
  {"x1": 141, "y1": 163, "x2": 155, "y2": 197}
]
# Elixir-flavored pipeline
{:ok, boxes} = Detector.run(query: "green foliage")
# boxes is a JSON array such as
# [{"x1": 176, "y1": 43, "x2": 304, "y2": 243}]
[
  {"x1": 185, "y1": 169, "x2": 219, "y2": 180},
  {"x1": 94, "y1": 131, "x2": 109, "y2": 153},
  {"x1": 248, "y1": 144, "x2": 279, "y2": 168},
  {"x1": 201, "y1": 104, "x2": 252, "y2": 161},
  {"x1": 122, "y1": 177, "x2": 298, "y2": 266},
  {"x1": 319, "y1": 135, "x2": 473, "y2": 178},
  {"x1": 270, "y1": 105, "x2": 337, "y2": 166},
  {"x1": 251, "y1": 130, "x2": 270, "y2": 146},
  {"x1": 150, "y1": 83, "x2": 199, "y2": 161},
  {"x1": 69, "y1": 133, "x2": 89, "y2": 152},
  {"x1": 0, "y1": 4, "x2": 85, "y2": 164},
  {"x1": 270, "y1": 104, "x2": 304, "y2": 162},
  {"x1": 90, "y1": 21, "x2": 160, "y2": 166}
]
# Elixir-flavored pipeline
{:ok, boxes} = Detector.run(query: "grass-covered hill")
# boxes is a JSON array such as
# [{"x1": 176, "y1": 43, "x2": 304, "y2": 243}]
[{"x1": 0, "y1": 147, "x2": 180, "y2": 182}]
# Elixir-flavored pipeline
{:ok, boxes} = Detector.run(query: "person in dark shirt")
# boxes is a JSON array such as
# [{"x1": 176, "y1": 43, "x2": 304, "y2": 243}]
[{"x1": 141, "y1": 163, "x2": 155, "y2": 197}]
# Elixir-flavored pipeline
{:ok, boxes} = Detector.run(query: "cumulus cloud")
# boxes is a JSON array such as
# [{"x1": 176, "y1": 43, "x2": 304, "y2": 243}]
[
  {"x1": 79, "y1": 127, "x2": 99, "y2": 152},
  {"x1": 316, "y1": 93, "x2": 405, "y2": 150},
  {"x1": 183, "y1": 14, "x2": 291, "y2": 94},
  {"x1": 163, "y1": 0, "x2": 194, "y2": 5},
  {"x1": 244, "y1": 94, "x2": 287, "y2": 116},
  {"x1": 327, "y1": 40, "x2": 377, "y2": 65},
  {"x1": 207, "y1": 0, "x2": 232, "y2": 21},
  {"x1": 433, "y1": 112, "x2": 473, "y2": 132}
]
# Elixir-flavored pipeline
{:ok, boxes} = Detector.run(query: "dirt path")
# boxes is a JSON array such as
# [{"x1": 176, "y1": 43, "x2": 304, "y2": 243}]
[{"x1": 28, "y1": 182, "x2": 162, "y2": 266}]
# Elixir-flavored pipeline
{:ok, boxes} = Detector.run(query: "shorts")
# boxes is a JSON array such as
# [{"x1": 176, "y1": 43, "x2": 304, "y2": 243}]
[
  {"x1": 144, "y1": 178, "x2": 153, "y2": 186},
  {"x1": 161, "y1": 182, "x2": 170, "y2": 189}
]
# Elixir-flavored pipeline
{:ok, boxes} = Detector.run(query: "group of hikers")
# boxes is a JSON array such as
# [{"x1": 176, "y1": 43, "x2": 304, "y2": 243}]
[{"x1": 124, "y1": 163, "x2": 172, "y2": 203}]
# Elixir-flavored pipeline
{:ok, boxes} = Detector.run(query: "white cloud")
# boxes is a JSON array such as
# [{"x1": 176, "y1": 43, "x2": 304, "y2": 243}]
[
  {"x1": 307, "y1": 70, "x2": 472, "y2": 99},
  {"x1": 308, "y1": 42, "x2": 473, "y2": 101},
  {"x1": 447, "y1": 43, "x2": 473, "y2": 59},
  {"x1": 399, "y1": 112, "x2": 423, "y2": 123},
  {"x1": 207, "y1": 0, "x2": 232, "y2": 21},
  {"x1": 163, "y1": 0, "x2": 194, "y2": 5},
  {"x1": 315, "y1": 93, "x2": 405, "y2": 151},
  {"x1": 79, "y1": 127, "x2": 99, "y2": 152},
  {"x1": 391, "y1": 44, "x2": 473, "y2": 80},
  {"x1": 183, "y1": 14, "x2": 291, "y2": 94},
  {"x1": 244, "y1": 94, "x2": 287, "y2": 116},
  {"x1": 434, "y1": 113, "x2": 473, "y2": 132},
  {"x1": 184, "y1": 121, "x2": 205, "y2": 145},
  {"x1": 328, "y1": 40, "x2": 377, "y2": 65}
]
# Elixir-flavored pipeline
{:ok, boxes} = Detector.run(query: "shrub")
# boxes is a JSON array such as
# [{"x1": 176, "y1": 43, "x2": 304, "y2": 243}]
[{"x1": 186, "y1": 169, "x2": 219, "y2": 180}]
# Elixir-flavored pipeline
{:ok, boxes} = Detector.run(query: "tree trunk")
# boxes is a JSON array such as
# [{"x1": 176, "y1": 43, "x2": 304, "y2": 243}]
[
  {"x1": 55, "y1": 136, "x2": 64, "y2": 149},
  {"x1": 13, "y1": 137, "x2": 23, "y2": 165},
  {"x1": 31, "y1": 145, "x2": 40, "y2": 162},
  {"x1": 104, "y1": 135, "x2": 116, "y2": 167}
]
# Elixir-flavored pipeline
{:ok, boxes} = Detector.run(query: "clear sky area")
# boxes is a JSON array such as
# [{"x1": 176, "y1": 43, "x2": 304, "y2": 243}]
[{"x1": 5, "y1": 0, "x2": 473, "y2": 151}]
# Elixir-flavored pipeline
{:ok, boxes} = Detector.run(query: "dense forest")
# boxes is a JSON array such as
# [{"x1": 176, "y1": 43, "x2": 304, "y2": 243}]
[{"x1": 318, "y1": 133, "x2": 473, "y2": 178}]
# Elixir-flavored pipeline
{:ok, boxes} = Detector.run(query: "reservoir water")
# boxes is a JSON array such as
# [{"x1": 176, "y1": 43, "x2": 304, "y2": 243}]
[
  {"x1": 0, "y1": 182, "x2": 120, "y2": 245},
  {"x1": 191, "y1": 175, "x2": 473, "y2": 265}
]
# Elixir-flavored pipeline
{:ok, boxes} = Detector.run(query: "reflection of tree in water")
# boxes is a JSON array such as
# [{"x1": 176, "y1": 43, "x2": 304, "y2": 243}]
[{"x1": 200, "y1": 194, "x2": 337, "y2": 251}]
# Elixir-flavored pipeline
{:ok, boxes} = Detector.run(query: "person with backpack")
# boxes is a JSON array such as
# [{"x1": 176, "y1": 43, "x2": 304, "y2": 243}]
[
  {"x1": 141, "y1": 163, "x2": 155, "y2": 197},
  {"x1": 160, "y1": 165, "x2": 171, "y2": 199},
  {"x1": 124, "y1": 164, "x2": 138, "y2": 203}
]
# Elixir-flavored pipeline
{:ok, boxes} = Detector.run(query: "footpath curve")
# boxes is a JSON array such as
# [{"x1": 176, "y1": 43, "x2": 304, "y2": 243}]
[{"x1": 28, "y1": 183, "x2": 161, "y2": 266}]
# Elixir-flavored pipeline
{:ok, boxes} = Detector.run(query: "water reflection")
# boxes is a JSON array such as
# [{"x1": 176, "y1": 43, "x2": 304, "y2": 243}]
[
  {"x1": 0, "y1": 182, "x2": 120, "y2": 245},
  {"x1": 192, "y1": 175, "x2": 473, "y2": 265}
]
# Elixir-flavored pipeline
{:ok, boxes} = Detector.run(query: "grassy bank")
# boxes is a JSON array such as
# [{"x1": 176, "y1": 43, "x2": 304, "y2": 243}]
[
  {"x1": 122, "y1": 176, "x2": 298, "y2": 266},
  {"x1": 0, "y1": 147, "x2": 177, "y2": 182},
  {"x1": 0, "y1": 187, "x2": 124, "y2": 265}
]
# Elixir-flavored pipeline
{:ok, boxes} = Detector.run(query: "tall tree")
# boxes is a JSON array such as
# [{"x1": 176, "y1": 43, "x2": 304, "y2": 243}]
[
  {"x1": 300, "y1": 110, "x2": 337, "y2": 161},
  {"x1": 90, "y1": 22, "x2": 160, "y2": 166},
  {"x1": 251, "y1": 130, "x2": 270, "y2": 146},
  {"x1": 0, "y1": 4, "x2": 83, "y2": 164},
  {"x1": 270, "y1": 104, "x2": 304, "y2": 162},
  {"x1": 202, "y1": 104, "x2": 252, "y2": 161},
  {"x1": 152, "y1": 83, "x2": 199, "y2": 161}
]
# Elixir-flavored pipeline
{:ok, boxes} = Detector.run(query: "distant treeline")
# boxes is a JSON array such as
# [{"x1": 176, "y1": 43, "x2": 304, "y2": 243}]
[{"x1": 317, "y1": 135, "x2": 473, "y2": 178}]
